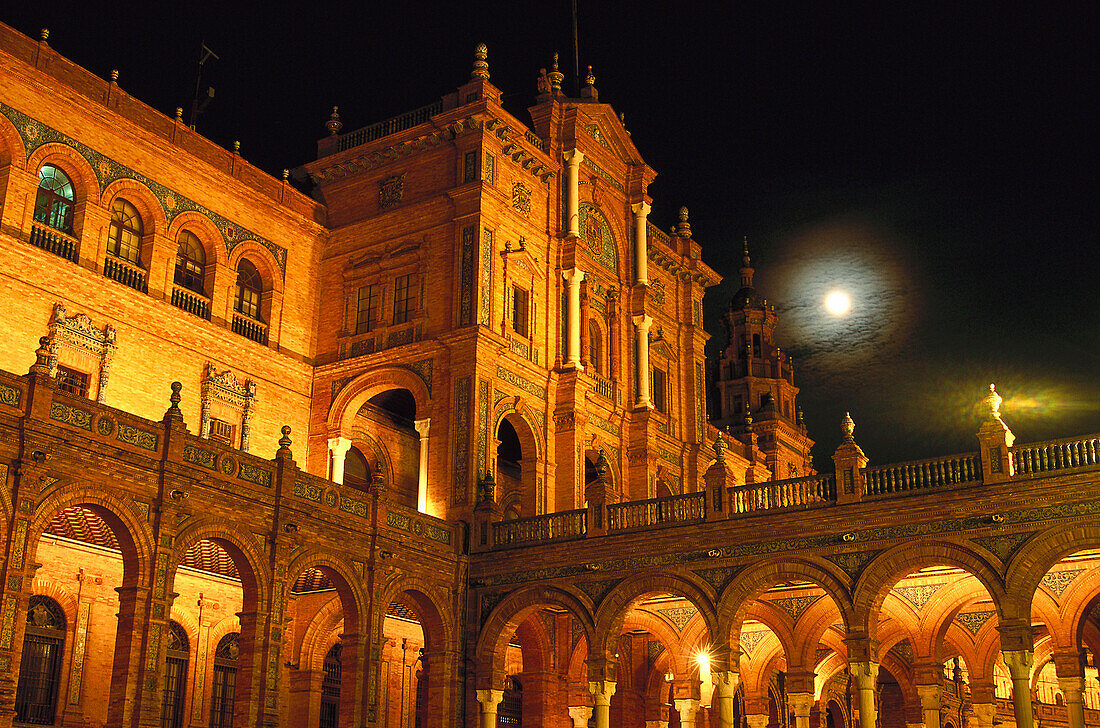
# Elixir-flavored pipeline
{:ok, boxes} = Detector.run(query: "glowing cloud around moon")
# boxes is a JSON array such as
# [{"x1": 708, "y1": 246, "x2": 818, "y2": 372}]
[{"x1": 824, "y1": 290, "x2": 852, "y2": 316}]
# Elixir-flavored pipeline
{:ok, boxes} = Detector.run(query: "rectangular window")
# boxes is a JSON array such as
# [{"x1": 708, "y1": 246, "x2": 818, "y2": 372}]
[
  {"x1": 512, "y1": 286, "x2": 530, "y2": 338},
  {"x1": 393, "y1": 272, "x2": 418, "y2": 325},
  {"x1": 209, "y1": 418, "x2": 235, "y2": 447},
  {"x1": 356, "y1": 285, "x2": 380, "y2": 334},
  {"x1": 652, "y1": 368, "x2": 667, "y2": 413},
  {"x1": 463, "y1": 150, "x2": 477, "y2": 183},
  {"x1": 733, "y1": 395, "x2": 743, "y2": 415},
  {"x1": 57, "y1": 366, "x2": 89, "y2": 398}
]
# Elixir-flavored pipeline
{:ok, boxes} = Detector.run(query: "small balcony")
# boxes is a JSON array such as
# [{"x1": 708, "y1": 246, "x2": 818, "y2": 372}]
[
  {"x1": 232, "y1": 314, "x2": 268, "y2": 346},
  {"x1": 28, "y1": 222, "x2": 78, "y2": 263},
  {"x1": 103, "y1": 256, "x2": 148, "y2": 293},
  {"x1": 170, "y1": 285, "x2": 211, "y2": 320}
]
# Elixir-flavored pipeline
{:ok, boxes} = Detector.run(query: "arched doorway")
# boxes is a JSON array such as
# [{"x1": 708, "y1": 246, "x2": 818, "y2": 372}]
[
  {"x1": 351, "y1": 388, "x2": 420, "y2": 508},
  {"x1": 161, "y1": 621, "x2": 189, "y2": 728},
  {"x1": 14, "y1": 595, "x2": 66, "y2": 725},
  {"x1": 210, "y1": 633, "x2": 240, "y2": 728},
  {"x1": 496, "y1": 413, "x2": 541, "y2": 516}
]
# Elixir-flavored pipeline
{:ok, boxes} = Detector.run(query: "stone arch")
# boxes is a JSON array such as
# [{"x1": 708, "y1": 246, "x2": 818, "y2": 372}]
[
  {"x1": 167, "y1": 210, "x2": 230, "y2": 269},
  {"x1": 296, "y1": 594, "x2": 343, "y2": 673},
  {"x1": 286, "y1": 551, "x2": 365, "y2": 636},
  {"x1": 1005, "y1": 522, "x2": 1100, "y2": 620},
  {"x1": 100, "y1": 177, "x2": 168, "y2": 234},
  {"x1": 918, "y1": 575, "x2": 1002, "y2": 661},
  {"x1": 717, "y1": 557, "x2": 854, "y2": 653},
  {"x1": 739, "y1": 602, "x2": 799, "y2": 671},
  {"x1": 328, "y1": 368, "x2": 432, "y2": 434},
  {"x1": 577, "y1": 202, "x2": 627, "y2": 281},
  {"x1": 26, "y1": 142, "x2": 99, "y2": 201},
  {"x1": 227, "y1": 240, "x2": 283, "y2": 295},
  {"x1": 378, "y1": 574, "x2": 456, "y2": 654},
  {"x1": 168, "y1": 603, "x2": 201, "y2": 647},
  {"x1": 513, "y1": 616, "x2": 553, "y2": 674},
  {"x1": 495, "y1": 408, "x2": 542, "y2": 516},
  {"x1": 476, "y1": 585, "x2": 596, "y2": 689},
  {"x1": 28, "y1": 577, "x2": 79, "y2": 629},
  {"x1": 207, "y1": 613, "x2": 243, "y2": 655},
  {"x1": 594, "y1": 572, "x2": 719, "y2": 666},
  {"x1": 345, "y1": 429, "x2": 394, "y2": 487},
  {"x1": 852, "y1": 541, "x2": 1006, "y2": 637},
  {"x1": 167, "y1": 517, "x2": 271, "y2": 609},
  {"x1": 27, "y1": 484, "x2": 155, "y2": 589},
  {"x1": 621, "y1": 608, "x2": 691, "y2": 679},
  {"x1": 0, "y1": 110, "x2": 27, "y2": 168},
  {"x1": 495, "y1": 405, "x2": 542, "y2": 461}
]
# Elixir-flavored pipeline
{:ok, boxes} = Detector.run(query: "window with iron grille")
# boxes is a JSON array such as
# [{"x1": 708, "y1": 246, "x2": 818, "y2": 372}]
[
  {"x1": 356, "y1": 285, "x2": 380, "y2": 334},
  {"x1": 161, "y1": 621, "x2": 189, "y2": 728},
  {"x1": 319, "y1": 643, "x2": 342, "y2": 728},
  {"x1": 209, "y1": 418, "x2": 235, "y2": 447},
  {"x1": 14, "y1": 596, "x2": 66, "y2": 725},
  {"x1": 393, "y1": 272, "x2": 418, "y2": 325},
  {"x1": 33, "y1": 165, "x2": 74, "y2": 235},
  {"x1": 210, "y1": 633, "x2": 238, "y2": 728},
  {"x1": 57, "y1": 366, "x2": 90, "y2": 398},
  {"x1": 498, "y1": 675, "x2": 522, "y2": 726},
  {"x1": 512, "y1": 286, "x2": 530, "y2": 338}
]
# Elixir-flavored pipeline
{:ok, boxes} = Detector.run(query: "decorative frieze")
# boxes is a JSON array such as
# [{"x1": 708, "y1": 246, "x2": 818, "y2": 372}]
[
  {"x1": 48, "y1": 303, "x2": 116, "y2": 405},
  {"x1": 200, "y1": 363, "x2": 257, "y2": 453}
]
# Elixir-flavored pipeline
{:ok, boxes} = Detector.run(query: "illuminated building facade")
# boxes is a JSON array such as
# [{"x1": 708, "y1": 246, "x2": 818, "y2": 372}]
[{"x1": 1, "y1": 22, "x2": 1099, "y2": 728}]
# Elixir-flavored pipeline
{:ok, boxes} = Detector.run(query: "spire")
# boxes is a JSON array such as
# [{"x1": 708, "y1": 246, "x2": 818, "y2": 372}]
[
  {"x1": 471, "y1": 43, "x2": 490, "y2": 80},
  {"x1": 548, "y1": 53, "x2": 564, "y2": 95},
  {"x1": 325, "y1": 106, "x2": 342, "y2": 136},
  {"x1": 739, "y1": 236, "x2": 755, "y2": 288}
]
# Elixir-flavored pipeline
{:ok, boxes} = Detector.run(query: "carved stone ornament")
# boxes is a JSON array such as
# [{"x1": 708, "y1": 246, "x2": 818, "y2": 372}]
[
  {"x1": 200, "y1": 362, "x2": 257, "y2": 452},
  {"x1": 512, "y1": 182, "x2": 532, "y2": 217},
  {"x1": 47, "y1": 303, "x2": 117, "y2": 404},
  {"x1": 378, "y1": 174, "x2": 405, "y2": 210}
]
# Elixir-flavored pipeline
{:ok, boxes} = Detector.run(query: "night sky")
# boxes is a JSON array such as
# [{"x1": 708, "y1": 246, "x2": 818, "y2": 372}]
[{"x1": 6, "y1": 3, "x2": 1097, "y2": 467}]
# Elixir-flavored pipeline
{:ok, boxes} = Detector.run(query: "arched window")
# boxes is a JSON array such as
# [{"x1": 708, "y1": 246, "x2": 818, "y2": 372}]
[
  {"x1": 33, "y1": 165, "x2": 74, "y2": 234},
  {"x1": 14, "y1": 596, "x2": 66, "y2": 725},
  {"x1": 107, "y1": 198, "x2": 143, "y2": 264},
  {"x1": 161, "y1": 621, "x2": 189, "y2": 728},
  {"x1": 174, "y1": 230, "x2": 206, "y2": 294},
  {"x1": 319, "y1": 643, "x2": 342, "y2": 728},
  {"x1": 588, "y1": 319, "x2": 604, "y2": 375},
  {"x1": 234, "y1": 260, "x2": 263, "y2": 321},
  {"x1": 343, "y1": 446, "x2": 370, "y2": 490},
  {"x1": 210, "y1": 633, "x2": 239, "y2": 728}
]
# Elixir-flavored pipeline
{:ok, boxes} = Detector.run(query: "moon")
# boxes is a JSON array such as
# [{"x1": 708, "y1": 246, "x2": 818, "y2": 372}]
[{"x1": 824, "y1": 289, "x2": 852, "y2": 316}]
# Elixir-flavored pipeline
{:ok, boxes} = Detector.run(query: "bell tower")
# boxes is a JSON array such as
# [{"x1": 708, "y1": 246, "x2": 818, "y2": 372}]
[{"x1": 714, "y1": 238, "x2": 815, "y2": 478}]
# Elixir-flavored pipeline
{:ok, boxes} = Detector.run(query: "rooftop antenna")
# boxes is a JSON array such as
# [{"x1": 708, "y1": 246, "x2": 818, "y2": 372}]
[
  {"x1": 189, "y1": 42, "x2": 219, "y2": 130},
  {"x1": 571, "y1": 0, "x2": 580, "y2": 96}
]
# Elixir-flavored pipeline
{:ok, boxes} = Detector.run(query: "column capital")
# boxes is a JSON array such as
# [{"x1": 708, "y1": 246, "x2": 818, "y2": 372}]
[
  {"x1": 711, "y1": 669, "x2": 739, "y2": 697},
  {"x1": 632, "y1": 201, "x2": 651, "y2": 217},
  {"x1": 475, "y1": 688, "x2": 504, "y2": 709},
  {"x1": 915, "y1": 683, "x2": 942, "y2": 709},
  {"x1": 414, "y1": 418, "x2": 431, "y2": 437},
  {"x1": 1001, "y1": 648, "x2": 1033, "y2": 677},
  {"x1": 970, "y1": 702, "x2": 995, "y2": 728},
  {"x1": 327, "y1": 435, "x2": 353, "y2": 456},
  {"x1": 848, "y1": 660, "x2": 879, "y2": 686},
  {"x1": 632, "y1": 314, "x2": 653, "y2": 329},
  {"x1": 674, "y1": 698, "x2": 700, "y2": 723},
  {"x1": 787, "y1": 691, "x2": 814, "y2": 716},
  {"x1": 588, "y1": 680, "x2": 616, "y2": 706},
  {"x1": 562, "y1": 267, "x2": 586, "y2": 285},
  {"x1": 745, "y1": 716, "x2": 769, "y2": 728},
  {"x1": 563, "y1": 148, "x2": 585, "y2": 165},
  {"x1": 568, "y1": 705, "x2": 594, "y2": 727}
]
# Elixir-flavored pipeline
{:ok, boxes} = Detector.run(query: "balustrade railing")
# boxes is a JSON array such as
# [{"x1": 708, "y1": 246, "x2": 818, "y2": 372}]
[
  {"x1": 338, "y1": 101, "x2": 444, "y2": 151},
  {"x1": 728, "y1": 473, "x2": 836, "y2": 514},
  {"x1": 28, "y1": 223, "x2": 78, "y2": 262},
  {"x1": 524, "y1": 130, "x2": 545, "y2": 151},
  {"x1": 1011, "y1": 434, "x2": 1100, "y2": 475},
  {"x1": 232, "y1": 315, "x2": 268, "y2": 346},
  {"x1": 103, "y1": 256, "x2": 148, "y2": 293},
  {"x1": 607, "y1": 491, "x2": 705, "y2": 531},
  {"x1": 864, "y1": 452, "x2": 980, "y2": 496},
  {"x1": 170, "y1": 285, "x2": 211, "y2": 320},
  {"x1": 493, "y1": 509, "x2": 587, "y2": 546},
  {"x1": 591, "y1": 371, "x2": 616, "y2": 402}
]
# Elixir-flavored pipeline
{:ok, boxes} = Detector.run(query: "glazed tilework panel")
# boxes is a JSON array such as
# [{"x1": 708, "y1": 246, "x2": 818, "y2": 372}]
[{"x1": 1, "y1": 103, "x2": 288, "y2": 276}]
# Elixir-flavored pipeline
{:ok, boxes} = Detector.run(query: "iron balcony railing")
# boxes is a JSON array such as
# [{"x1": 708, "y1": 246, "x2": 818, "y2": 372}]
[
  {"x1": 337, "y1": 101, "x2": 444, "y2": 151},
  {"x1": 29, "y1": 222, "x2": 78, "y2": 262},
  {"x1": 103, "y1": 256, "x2": 148, "y2": 293}
]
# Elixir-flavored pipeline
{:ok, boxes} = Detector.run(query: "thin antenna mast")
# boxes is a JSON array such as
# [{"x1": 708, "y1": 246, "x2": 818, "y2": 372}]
[
  {"x1": 189, "y1": 42, "x2": 219, "y2": 130},
  {"x1": 571, "y1": 0, "x2": 580, "y2": 96}
]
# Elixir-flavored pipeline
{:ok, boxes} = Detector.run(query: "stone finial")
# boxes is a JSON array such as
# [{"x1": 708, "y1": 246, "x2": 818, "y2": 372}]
[
  {"x1": 164, "y1": 382, "x2": 183, "y2": 421},
  {"x1": 110, "y1": 69, "x2": 119, "y2": 84},
  {"x1": 278, "y1": 425, "x2": 292, "y2": 451},
  {"x1": 282, "y1": 169, "x2": 289, "y2": 181},
  {"x1": 476, "y1": 470, "x2": 496, "y2": 507},
  {"x1": 983, "y1": 383, "x2": 1003, "y2": 420},
  {"x1": 742, "y1": 236, "x2": 751, "y2": 268},
  {"x1": 841, "y1": 411, "x2": 855, "y2": 440},
  {"x1": 369, "y1": 462, "x2": 386, "y2": 497},
  {"x1": 325, "y1": 106, "x2": 343, "y2": 136},
  {"x1": 713, "y1": 434, "x2": 728, "y2": 461},
  {"x1": 744, "y1": 411, "x2": 754, "y2": 433},
  {"x1": 471, "y1": 42, "x2": 490, "y2": 80},
  {"x1": 175, "y1": 107, "x2": 184, "y2": 121},
  {"x1": 675, "y1": 206, "x2": 692, "y2": 237},
  {"x1": 595, "y1": 449, "x2": 610, "y2": 480},
  {"x1": 581, "y1": 65, "x2": 598, "y2": 100},
  {"x1": 548, "y1": 53, "x2": 564, "y2": 94},
  {"x1": 31, "y1": 336, "x2": 51, "y2": 374},
  {"x1": 40, "y1": 29, "x2": 49, "y2": 42},
  {"x1": 536, "y1": 67, "x2": 550, "y2": 95},
  {"x1": 585, "y1": 65, "x2": 596, "y2": 87},
  {"x1": 232, "y1": 140, "x2": 240, "y2": 154}
]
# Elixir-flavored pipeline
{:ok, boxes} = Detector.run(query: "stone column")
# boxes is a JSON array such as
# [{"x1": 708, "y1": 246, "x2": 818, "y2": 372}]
[
  {"x1": 745, "y1": 715, "x2": 769, "y2": 728},
  {"x1": 414, "y1": 418, "x2": 430, "y2": 512},
  {"x1": 475, "y1": 689, "x2": 504, "y2": 728},
  {"x1": 569, "y1": 705, "x2": 594, "y2": 728},
  {"x1": 562, "y1": 268, "x2": 586, "y2": 370},
  {"x1": 788, "y1": 692, "x2": 814, "y2": 728},
  {"x1": 632, "y1": 202, "x2": 650, "y2": 285},
  {"x1": 589, "y1": 680, "x2": 616, "y2": 728},
  {"x1": 1002, "y1": 650, "x2": 1035, "y2": 728},
  {"x1": 633, "y1": 314, "x2": 652, "y2": 408},
  {"x1": 970, "y1": 702, "x2": 995, "y2": 728},
  {"x1": 1058, "y1": 675, "x2": 1086, "y2": 728},
  {"x1": 563, "y1": 149, "x2": 584, "y2": 237},
  {"x1": 916, "y1": 684, "x2": 942, "y2": 728},
  {"x1": 674, "y1": 698, "x2": 699, "y2": 727},
  {"x1": 328, "y1": 435, "x2": 352, "y2": 484},
  {"x1": 849, "y1": 661, "x2": 879, "y2": 728},
  {"x1": 711, "y1": 670, "x2": 739, "y2": 728}
]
